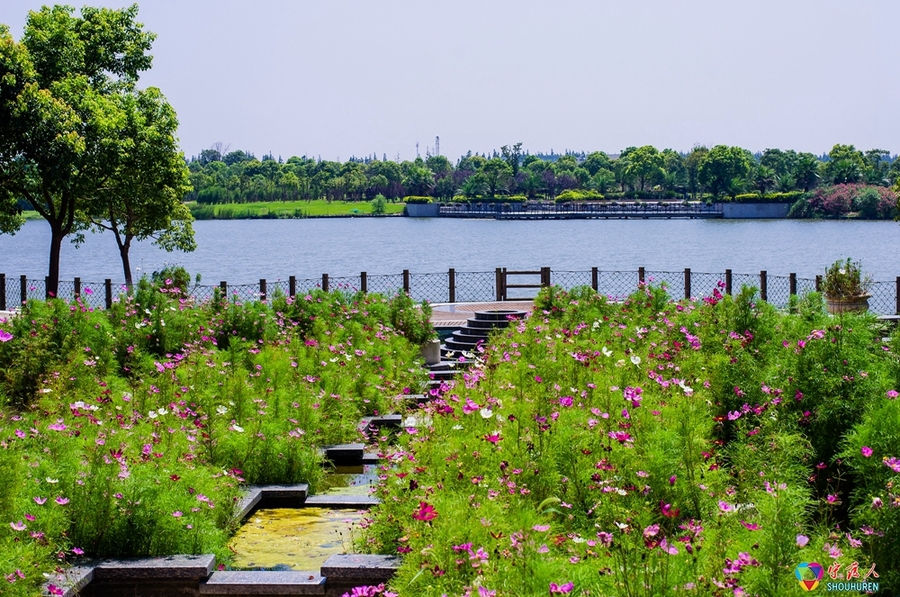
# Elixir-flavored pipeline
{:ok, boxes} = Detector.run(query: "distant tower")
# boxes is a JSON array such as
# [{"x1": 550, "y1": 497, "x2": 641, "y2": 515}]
[
  {"x1": 416, "y1": 142, "x2": 420, "y2": 159},
  {"x1": 435, "y1": 136, "x2": 440, "y2": 157}
]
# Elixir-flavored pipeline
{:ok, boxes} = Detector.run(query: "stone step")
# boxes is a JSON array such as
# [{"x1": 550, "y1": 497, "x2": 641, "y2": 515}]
[
  {"x1": 473, "y1": 309, "x2": 528, "y2": 321},
  {"x1": 200, "y1": 571, "x2": 325, "y2": 595}
]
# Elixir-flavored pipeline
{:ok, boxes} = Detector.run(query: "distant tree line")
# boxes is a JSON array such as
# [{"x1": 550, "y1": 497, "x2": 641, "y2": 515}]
[{"x1": 186, "y1": 143, "x2": 900, "y2": 204}]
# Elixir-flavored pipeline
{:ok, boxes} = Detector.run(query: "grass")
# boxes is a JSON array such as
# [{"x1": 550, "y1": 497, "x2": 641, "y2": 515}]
[{"x1": 187, "y1": 199, "x2": 406, "y2": 220}]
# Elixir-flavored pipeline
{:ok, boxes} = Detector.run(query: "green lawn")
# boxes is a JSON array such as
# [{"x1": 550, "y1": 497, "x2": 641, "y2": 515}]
[{"x1": 187, "y1": 199, "x2": 405, "y2": 219}]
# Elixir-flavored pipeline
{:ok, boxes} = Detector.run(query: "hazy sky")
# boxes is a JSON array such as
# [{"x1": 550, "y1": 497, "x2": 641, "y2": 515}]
[{"x1": 4, "y1": 1, "x2": 898, "y2": 161}]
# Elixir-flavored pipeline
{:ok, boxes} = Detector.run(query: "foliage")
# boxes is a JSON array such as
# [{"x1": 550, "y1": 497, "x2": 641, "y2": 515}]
[
  {"x1": 0, "y1": 4, "x2": 157, "y2": 295},
  {"x1": 0, "y1": 286, "x2": 428, "y2": 595},
  {"x1": 823, "y1": 258, "x2": 871, "y2": 299},
  {"x1": 724, "y1": 191, "x2": 805, "y2": 204},
  {"x1": 387, "y1": 292, "x2": 436, "y2": 345},
  {"x1": 371, "y1": 194, "x2": 387, "y2": 215},
  {"x1": 797, "y1": 184, "x2": 897, "y2": 219},
  {"x1": 360, "y1": 284, "x2": 896, "y2": 596},
  {"x1": 402, "y1": 196, "x2": 433, "y2": 204},
  {"x1": 554, "y1": 189, "x2": 605, "y2": 202}
]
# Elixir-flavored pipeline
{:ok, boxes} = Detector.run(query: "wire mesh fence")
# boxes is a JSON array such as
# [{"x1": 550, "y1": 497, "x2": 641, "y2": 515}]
[{"x1": 2, "y1": 269, "x2": 898, "y2": 315}]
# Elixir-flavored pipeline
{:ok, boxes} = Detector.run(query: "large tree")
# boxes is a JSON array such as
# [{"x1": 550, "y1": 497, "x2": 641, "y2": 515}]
[
  {"x1": 0, "y1": 5, "x2": 154, "y2": 296},
  {"x1": 86, "y1": 87, "x2": 194, "y2": 288},
  {"x1": 698, "y1": 145, "x2": 752, "y2": 198}
]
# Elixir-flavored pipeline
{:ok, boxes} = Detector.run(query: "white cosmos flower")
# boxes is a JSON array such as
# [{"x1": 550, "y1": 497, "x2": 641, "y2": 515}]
[
  {"x1": 480, "y1": 408, "x2": 493, "y2": 419},
  {"x1": 630, "y1": 355, "x2": 641, "y2": 366}
]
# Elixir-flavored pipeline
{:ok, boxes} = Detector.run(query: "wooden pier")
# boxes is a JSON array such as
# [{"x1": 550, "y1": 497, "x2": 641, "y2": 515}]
[{"x1": 438, "y1": 201, "x2": 724, "y2": 220}]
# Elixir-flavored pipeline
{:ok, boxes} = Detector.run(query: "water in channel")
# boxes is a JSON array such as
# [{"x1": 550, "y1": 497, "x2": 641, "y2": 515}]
[{"x1": 228, "y1": 465, "x2": 377, "y2": 571}]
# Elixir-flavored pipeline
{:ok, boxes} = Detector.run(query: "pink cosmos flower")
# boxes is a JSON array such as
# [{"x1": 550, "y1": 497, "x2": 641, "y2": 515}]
[
  {"x1": 549, "y1": 581, "x2": 574, "y2": 594},
  {"x1": 10, "y1": 521, "x2": 26, "y2": 531},
  {"x1": 740, "y1": 520, "x2": 759, "y2": 531},
  {"x1": 55, "y1": 497, "x2": 69, "y2": 505},
  {"x1": 532, "y1": 524, "x2": 550, "y2": 532},
  {"x1": 861, "y1": 446, "x2": 873, "y2": 457},
  {"x1": 0, "y1": 329, "x2": 13, "y2": 342},
  {"x1": 718, "y1": 501, "x2": 733, "y2": 512},
  {"x1": 412, "y1": 501, "x2": 438, "y2": 522},
  {"x1": 883, "y1": 456, "x2": 900, "y2": 473},
  {"x1": 33, "y1": 497, "x2": 46, "y2": 505}
]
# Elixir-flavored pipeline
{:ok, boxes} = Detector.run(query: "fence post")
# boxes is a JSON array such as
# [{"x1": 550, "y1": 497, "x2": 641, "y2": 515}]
[
  {"x1": 74, "y1": 277, "x2": 81, "y2": 300},
  {"x1": 684, "y1": 268, "x2": 691, "y2": 300},
  {"x1": 760, "y1": 271, "x2": 767, "y2": 301},
  {"x1": 45, "y1": 276, "x2": 50, "y2": 299},
  {"x1": 321, "y1": 274, "x2": 328, "y2": 293},
  {"x1": 895, "y1": 276, "x2": 900, "y2": 315},
  {"x1": 591, "y1": 266, "x2": 598, "y2": 292},
  {"x1": 220, "y1": 281, "x2": 227, "y2": 298},
  {"x1": 541, "y1": 266, "x2": 551, "y2": 287},
  {"x1": 260, "y1": 278, "x2": 267, "y2": 302},
  {"x1": 289, "y1": 275, "x2": 296, "y2": 298},
  {"x1": 360, "y1": 272, "x2": 367, "y2": 294},
  {"x1": 789, "y1": 273, "x2": 796, "y2": 297},
  {"x1": 495, "y1": 268, "x2": 504, "y2": 301},
  {"x1": 20, "y1": 275, "x2": 26, "y2": 305},
  {"x1": 449, "y1": 268, "x2": 456, "y2": 303},
  {"x1": 725, "y1": 269, "x2": 732, "y2": 295},
  {"x1": 104, "y1": 279, "x2": 112, "y2": 309},
  {"x1": 638, "y1": 267, "x2": 645, "y2": 284},
  {"x1": 815, "y1": 275, "x2": 822, "y2": 292},
  {"x1": 403, "y1": 269, "x2": 410, "y2": 294},
  {"x1": 0, "y1": 273, "x2": 5, "y2": 311}
]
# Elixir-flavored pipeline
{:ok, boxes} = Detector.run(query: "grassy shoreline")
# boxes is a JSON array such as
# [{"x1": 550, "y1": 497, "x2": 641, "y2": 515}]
[{"x1": 187, "y1": 199, "x2": 405, "y2": 219}]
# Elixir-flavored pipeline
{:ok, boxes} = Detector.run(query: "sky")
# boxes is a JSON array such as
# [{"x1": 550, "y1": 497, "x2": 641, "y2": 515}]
[{"x1": 3, "y1": 1, "x2": 899, "y2": 162}]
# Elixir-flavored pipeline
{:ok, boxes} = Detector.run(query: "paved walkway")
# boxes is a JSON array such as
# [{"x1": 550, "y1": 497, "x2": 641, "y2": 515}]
[{"x1": 430, "y1": 300, "x2": 534, "y2": 327}]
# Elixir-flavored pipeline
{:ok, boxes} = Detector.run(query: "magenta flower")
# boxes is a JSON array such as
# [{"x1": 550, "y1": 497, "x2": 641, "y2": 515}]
[
  {"x1": 740, "y1": 520, "x2": 759, "y2": 531},
  {"x1": 172, "y1": 511, "x2": 183, "y2": 518},
  {"x1": 883, "y1": 456, "x2": 900, "y2": 473},
  {"x1": 861, "y1": 446, "x2": 873, "y2": 458},
  {"x1": 887, "y1": 390, "x2": 899, "y2": 399},
  {"x1": 10, "y1": 521, "x2": 26, "y2": 531},
  {"x1": 33, "y1": 497, "x2": 46, "y2": 505},
  {"x1": 718, "y1": 501, "x2": 733, "y2": 512},
  {"x1": 0, "y1": 329, "x2": 12, "y2": 342},
  {"x1": 478, "y1": 588, "x2": 496, "y2": 597},
  {"x1": 532, "y1": 524, "x2": 550, "y2": 532},
  {"x1": 72, "y1": 547, "x2": 84, "y2": 555},
  {"x1": 412, "y1": 501, "x2": 438, "y2": 522},
  {"x1": 549, "y1": 582, "x2": 574, "y2": 594},
  {"x1": 55, "y1": 497, "x2": 69, "y2": 505}
]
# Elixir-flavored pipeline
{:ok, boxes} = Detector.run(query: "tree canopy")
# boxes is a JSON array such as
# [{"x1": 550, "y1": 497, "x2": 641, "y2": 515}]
[{"x1": 0, "y1": 5, "x2": 192, "y2": 294}]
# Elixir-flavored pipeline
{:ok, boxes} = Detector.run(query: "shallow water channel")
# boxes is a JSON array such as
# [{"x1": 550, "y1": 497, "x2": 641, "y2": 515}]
[{"x1": 229, "y1": 465, "x2": 378, "y2": 570}]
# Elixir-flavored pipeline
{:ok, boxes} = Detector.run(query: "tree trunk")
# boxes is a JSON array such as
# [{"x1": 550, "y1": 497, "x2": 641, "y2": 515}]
[
  {"x1": 119, "y1": 239, "x2": 133, "y2": 290},
  {"x1": 46, "y1": 225, "x2": 64, "y2": 298}
]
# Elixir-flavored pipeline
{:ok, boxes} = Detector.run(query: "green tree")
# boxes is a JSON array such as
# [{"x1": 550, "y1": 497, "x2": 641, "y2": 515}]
[
  {"x1": 500, "y1": 142, "x2": 523, "y2": 177},
  {"x1": 792, "y1": 152, "x2": 821, "y2": 191},
  {"x1": 0, "y1": 5, "x2": 155, "y2": 296},
  {"x1": 684, "y1": 145, "x2": 708, "y2": 198},
  {"x1": 623, "y1": 145, "x2": 664, "y2": 191},
  {"x1": 583, "y1": 151, "x2": 612, "y2": 176},
  {"x1": 823, "y1": 144, "x2": 866, "y2": 184},
  {"x1": 698, "y1": 145, "x2": 752, "y2": 198},
  {"x1": 480, "y1": 158, "x2": 513, "y2": 197},
  {"x1": 86, "y1": 88, "x2": 193, "y2": 288}
]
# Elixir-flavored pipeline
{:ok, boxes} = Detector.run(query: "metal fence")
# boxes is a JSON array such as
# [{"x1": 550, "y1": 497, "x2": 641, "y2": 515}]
[{"x1": 2, "y1": 269, "x2": 899, "y2": 315}]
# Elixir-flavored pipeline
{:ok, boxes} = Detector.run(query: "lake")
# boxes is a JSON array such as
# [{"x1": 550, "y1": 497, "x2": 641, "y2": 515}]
[{"x1": 1, "y1": 217, "x2": 899, "y2": 284}]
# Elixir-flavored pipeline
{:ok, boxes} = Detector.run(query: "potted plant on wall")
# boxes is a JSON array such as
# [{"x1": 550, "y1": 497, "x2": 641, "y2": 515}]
[
  {"x1": 389, "y1": 293, "x2": 440, "y2": 364},
  {"x1": 823, "y1": 258, "x2": 871, "y2": 314}
]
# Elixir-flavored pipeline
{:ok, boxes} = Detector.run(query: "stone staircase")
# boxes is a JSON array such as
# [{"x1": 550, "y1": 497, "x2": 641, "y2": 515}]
[{"x1": 425, "y1": 309, "x2": 528, "y2": 392}]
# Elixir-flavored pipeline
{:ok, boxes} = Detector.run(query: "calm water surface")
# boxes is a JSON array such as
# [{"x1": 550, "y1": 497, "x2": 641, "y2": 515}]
[{"x1": 1, "y1": 218, "x2": 899, "y2": 283}]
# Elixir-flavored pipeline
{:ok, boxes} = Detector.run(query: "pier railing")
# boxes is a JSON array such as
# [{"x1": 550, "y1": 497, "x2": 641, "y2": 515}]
[{"x1": 3, "y1": 269, "x2": 899, "y2": 315}]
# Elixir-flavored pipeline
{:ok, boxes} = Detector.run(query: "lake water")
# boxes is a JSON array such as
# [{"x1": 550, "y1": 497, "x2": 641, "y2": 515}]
[{"x1": 1, "y1": 217, "x2": 899, "y2": 283}]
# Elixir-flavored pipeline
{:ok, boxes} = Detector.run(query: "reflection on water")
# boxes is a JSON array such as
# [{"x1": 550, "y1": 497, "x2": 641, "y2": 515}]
[
  {"x1": 229, "y1": 466, "x2": 379, "y2": 570},
  {"x1": 229, "y1": 507, "x2": 364, "y2": 570},
  {"x1": 319, "y1": 464, "x2": 379, "y2": 496}
]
